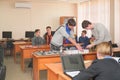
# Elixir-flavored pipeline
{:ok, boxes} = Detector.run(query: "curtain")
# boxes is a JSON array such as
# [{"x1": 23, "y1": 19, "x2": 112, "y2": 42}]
[
  {"x1": 114, "y1": 0, "x2": 120, "y2": 46},
  {"x1": 77, "y1": 0, "x2": 110, "y2": 38}
]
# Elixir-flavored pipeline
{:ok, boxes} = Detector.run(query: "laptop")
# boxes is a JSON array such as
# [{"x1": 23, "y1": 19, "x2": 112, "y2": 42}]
[{"x1": 60, "y1": 54, "x2": 85, "y2": 78}]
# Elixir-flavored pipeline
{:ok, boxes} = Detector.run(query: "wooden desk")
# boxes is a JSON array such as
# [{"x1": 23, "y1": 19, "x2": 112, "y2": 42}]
[
  {"x1": 113, "y1": 48, "x2": 120, "y2": 53},
  {"x1": 33, "y1": 54, "x2": 61, "y2": 80},
  {"x1": 46, "y1": 61, "x2": 92, "y2": 80},
  {"x1": 13, "y1": 41, "x2": 31, "y2": 63},
  {"x1": 32, "y1": 51, "x2": 96, "y2": 80},
  {"x1": 20, "y1": 45, "x2": 50, "y2": 72}
]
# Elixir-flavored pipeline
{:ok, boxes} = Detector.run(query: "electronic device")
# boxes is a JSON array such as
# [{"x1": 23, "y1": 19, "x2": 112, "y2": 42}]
[
  {"x1": 2, "y1": 31, "x2": 12, "y2": 38},
  {"x1": 60, "y1": 54, "x2": 85, "y2": 78},
  {"x1": 25, "y1": 31, "x2": 34, "y2": 38}
]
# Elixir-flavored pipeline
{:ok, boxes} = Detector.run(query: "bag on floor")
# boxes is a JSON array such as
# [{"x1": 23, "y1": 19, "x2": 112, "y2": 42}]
[{"x1": 0, "y1": 63, "x2": 6, "y2": 80}]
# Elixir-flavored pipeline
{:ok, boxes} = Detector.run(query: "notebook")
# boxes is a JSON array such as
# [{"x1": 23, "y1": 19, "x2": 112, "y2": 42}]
[{"x1": 60, "y1": 54, "x2": 85, "y2": 78}]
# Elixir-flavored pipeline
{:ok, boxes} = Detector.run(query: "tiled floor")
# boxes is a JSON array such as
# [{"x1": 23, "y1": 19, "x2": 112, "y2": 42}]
[{"x1": 4, "y1": 55, "x2": 47, "y2": 80}]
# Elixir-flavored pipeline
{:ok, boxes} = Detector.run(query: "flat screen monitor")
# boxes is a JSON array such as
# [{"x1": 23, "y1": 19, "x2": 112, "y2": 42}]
[
  {"x1": 2, "y1": 31, "x2": 12, "y2": 38},
  {"x1": 25, "y1": 31, "x2": 34, "y2": 38}
]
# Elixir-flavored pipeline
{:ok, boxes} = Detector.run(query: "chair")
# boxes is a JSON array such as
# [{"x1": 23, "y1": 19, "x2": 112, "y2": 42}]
[
  {"x1": 112, "y1": 43, "x2": 120, "y2": 57},
  {"x1": 0, "y1": 45, "x2": 4, "y2": 64},
  {"x1": 0, "y1": 45, "x2": 6, "y2": 80},
  {"x1": 4, "y1": 40, "x2": 14, "y2": 56}
]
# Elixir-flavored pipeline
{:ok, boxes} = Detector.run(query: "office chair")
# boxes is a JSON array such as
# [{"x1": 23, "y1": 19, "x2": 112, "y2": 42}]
[
  {"x1": 0, "y1": 45, "x2": 4, "y2": 64},
  {"x1": 4, "y1": 40, "x2": 14, "y2": 56},
  {"x1": 112, "y1": 43, "x2": 120, "y2": 57}
]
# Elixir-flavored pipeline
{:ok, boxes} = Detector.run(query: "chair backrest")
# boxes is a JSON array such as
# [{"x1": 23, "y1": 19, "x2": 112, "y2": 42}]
[
  {"x1": 112, "y1": 43, "x2": 118, "y2": 48},
  {"x1": 112, "y1": 57, "x2": 120, "y2": 63},
  {"x1": 6, "y1": 40, "x2": 13, "y2": 48},
  {"x1": 0, "y1": 45, "x2": 4, "y2": 64}
]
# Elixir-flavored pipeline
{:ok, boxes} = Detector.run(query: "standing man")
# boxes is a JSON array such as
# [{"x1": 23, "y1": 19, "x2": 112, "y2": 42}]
[
  {"x1": 82, "y1": 20, "x2": 111, "y2": 48},
  {"x1": 50, "y1": 18, "x2": 82, "y2": 51}
]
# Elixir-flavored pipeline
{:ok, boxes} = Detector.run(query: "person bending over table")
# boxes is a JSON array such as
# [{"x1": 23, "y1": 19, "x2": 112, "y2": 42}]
[
  {"x1": 81, "y1": 20, "x2": 112, "y2": 49},
  {"x1": 50, "y1": 18, "x2": 82, "y2": 51}
]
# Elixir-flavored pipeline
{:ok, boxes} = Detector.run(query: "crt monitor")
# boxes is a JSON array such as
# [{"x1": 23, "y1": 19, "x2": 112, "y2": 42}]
[
  {"x1": 2, "y1": 31, "x2": 12, "y2": 38},
  {"x1": 25, "y1": 31, "x2": 34, "y2": 38}
]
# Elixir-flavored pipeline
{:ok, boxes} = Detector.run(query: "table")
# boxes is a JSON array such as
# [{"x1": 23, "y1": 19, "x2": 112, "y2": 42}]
[
  {"x1": 20, "y1": 45, "x2": 50, "y2": 72},
  {"x1": 33, "y1": 54, "x2": 61, "y2": 80},
  {"x1": 46, "y1": 61, "x2": 92, "y2": 80},
  {"x1": 13, "y1": 41, "x2": 31, "y2": 63},
  {"x1": 112, "y1": 48, "x2": 120, "y2": 52},
  {"x1": 32, "y1": 51, "x2": 97, "y2": 80}
]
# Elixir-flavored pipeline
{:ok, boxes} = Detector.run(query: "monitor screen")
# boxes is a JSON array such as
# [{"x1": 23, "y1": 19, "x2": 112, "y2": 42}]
[
  {"x1": 25, "y1": 31, "x2": 34, "y2": 38},
  {"x1": 2, "y1": 31, "x2": 12, "y2": 38}
]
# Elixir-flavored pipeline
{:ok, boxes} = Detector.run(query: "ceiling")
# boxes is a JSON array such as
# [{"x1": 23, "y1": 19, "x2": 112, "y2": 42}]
[{"x1": 15, "y1": 0, "x2": 89, "y2": 3}]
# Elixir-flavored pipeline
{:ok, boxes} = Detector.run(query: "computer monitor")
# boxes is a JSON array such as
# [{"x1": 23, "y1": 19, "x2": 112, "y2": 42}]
[
  {"x1": 2, "y1": 31, "x2": 12, "y2": 38},
  {"x1": 25, "y1": 31, "x2": 34, "y2": 38}
]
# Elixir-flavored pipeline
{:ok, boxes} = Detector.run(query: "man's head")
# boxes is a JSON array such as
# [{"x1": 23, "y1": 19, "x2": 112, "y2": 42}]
[
  {"x1": 35, "y1": 29, "x2": 40, "y2": 37},
  {"x1": 82, "y1": 20, "x2": 92, "y2": 30},
  {"x1": 96, "y1": 42, "x2": 112, "y2": 59},
  {"x1": 81, "y1": 30, "x2": 87, "y2": 37},
  {"x1": 67, "y1": 18, "x2": 76, "y2": 30},
  {"x1": 46, "y1": 26, "x2": 51, "y2": 34}
]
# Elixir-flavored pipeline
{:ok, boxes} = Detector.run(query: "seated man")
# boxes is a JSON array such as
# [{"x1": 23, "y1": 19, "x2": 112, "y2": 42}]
[
  {"x1": 28, "y1": 29, "x2": 45, "y2": 68},
  {"x1": 32, "y1": 29, "x2": 45, "y2": 46},
  {"x1": 73, "y1": 42, "x2": 120, "y2": 80},
  {"x1": 43, "y1": 26, "x2": 54, "y2": 45},
  {"x1": 79, "y1": 30, "x2": 89, "y2": 49}
]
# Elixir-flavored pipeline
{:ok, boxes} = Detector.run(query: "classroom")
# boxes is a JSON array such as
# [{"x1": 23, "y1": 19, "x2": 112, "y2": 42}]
[{"x1": 0, "y1": 0, "x2": 120, "y2": 80}]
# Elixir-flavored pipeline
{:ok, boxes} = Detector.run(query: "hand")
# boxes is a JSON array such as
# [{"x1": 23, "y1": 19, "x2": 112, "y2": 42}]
[
  {"x1": 86, "y1": 44, "x2": 94, "y2": 48},
  {"x1": 76, "y1": 44, "x2": 83, "y2": 51}
]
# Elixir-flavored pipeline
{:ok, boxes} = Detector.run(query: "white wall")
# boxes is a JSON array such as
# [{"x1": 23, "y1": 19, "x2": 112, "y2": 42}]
[{"x1": 0, "y1": 0, "x2": 77, "y2": 39}]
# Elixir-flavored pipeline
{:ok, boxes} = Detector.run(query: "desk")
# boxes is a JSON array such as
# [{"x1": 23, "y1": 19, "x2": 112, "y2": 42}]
[
  {"x1": 13, "y1": 41, "x2": 31, "y2": 63},
  {"x1": 113, "y1": 48, "x2": 120, "y2": 53},
  {"x1": 46, "y1": 61, "x2": 92, "y2": 80},
  {"x1": 32, "y1": 51, "x2": 96, "y2": 80},
  {"x1": 33, "y1": 54, "x2": 61, "y2": 80},
  {"x1": 20, "y1": 45, "x2": 50, "y2": 72}
]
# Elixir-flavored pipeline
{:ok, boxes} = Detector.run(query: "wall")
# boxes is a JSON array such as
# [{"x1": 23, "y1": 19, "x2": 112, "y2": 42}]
[{"x1": 0, "y1": 0, "x2": 77, "y2": 39}]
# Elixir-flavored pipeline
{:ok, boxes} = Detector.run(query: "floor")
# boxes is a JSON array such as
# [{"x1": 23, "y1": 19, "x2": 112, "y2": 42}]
[{"x1": 4, "y1": 54, "x2": 47, "y2": 80}]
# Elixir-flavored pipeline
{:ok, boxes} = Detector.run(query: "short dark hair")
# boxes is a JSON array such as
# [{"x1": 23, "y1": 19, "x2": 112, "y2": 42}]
[
  {"x1": 82, "y1": 20, "x2": 92, "y2": 28},
  {"x1": 46, "y1": 26, "x2": 51, "y2": 29},
  {"x1": 67, "y1": 18, "x2": 76, "y2": 26},
  {"x1": 35, "y1": 29, "x2": 40, "y2": 33},
  {"x1": 82, "y1": 30, "x2": 87, "y2": 34}
]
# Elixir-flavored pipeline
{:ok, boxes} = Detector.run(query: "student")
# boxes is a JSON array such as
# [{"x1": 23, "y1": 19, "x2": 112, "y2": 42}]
[
  {"x1": 82, "y1": 20, "x2": 111, "y2": 48},
  {"x1": 32, "y1": 29, "x2": 45, "y2": 46},
  {"x1": 50, "y1": 18, "x2": 82, "y2": 51},
  {"x1": 43, "y1": 26, "x2": 54, "y2": 45},
  {"x1": 79, "y1": 30, "x2": 89, "y2": 49},
  {"x1": 73, "y1": 42, "x2": 120, "y2": 80},
  {"x1": 28, "y1": 29, "x2": 45, "y2": 68}
]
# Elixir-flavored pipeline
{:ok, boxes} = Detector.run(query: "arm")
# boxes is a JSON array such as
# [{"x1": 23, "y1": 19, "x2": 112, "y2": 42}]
[
  {"x1": 31, "y1": 38, "x2": 36, "y2": 46},
  {"x1": 68, "y1": 37, "x2": 82, "y2": 51},
  {"x1": 73, "y1": 60, "x2": 100, "y2": 80}
]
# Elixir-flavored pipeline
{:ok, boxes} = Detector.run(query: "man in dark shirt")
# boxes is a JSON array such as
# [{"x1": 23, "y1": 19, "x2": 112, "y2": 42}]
[{"x1": 73, "y1": 42, "x2": 120, "y2": 80}]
